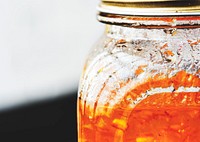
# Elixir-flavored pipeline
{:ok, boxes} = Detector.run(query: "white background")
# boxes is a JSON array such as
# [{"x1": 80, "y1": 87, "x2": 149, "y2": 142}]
[{"x1": 0, "y1": 0, "x2": 103, "y2": 109}]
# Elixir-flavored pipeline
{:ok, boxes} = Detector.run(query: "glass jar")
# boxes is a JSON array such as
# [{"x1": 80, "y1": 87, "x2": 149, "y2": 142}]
[{"x1": 78, "y1": 0, "x2": 200, "y2": 141}]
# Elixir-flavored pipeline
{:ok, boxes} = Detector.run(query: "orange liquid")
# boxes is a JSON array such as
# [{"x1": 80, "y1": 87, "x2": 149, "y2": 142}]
[
  {"x1": 78, "y1": 92, "x2": 200, "y2": 142},
  {"x1": 78, "y1": 71, "x2": 200, "y2": 142}
]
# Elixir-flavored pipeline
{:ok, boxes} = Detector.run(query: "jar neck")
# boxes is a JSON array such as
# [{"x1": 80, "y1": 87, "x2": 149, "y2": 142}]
[
  {"x1": 98, "y1": 13, "x2": 200, "y2": 28},
  {"x1": 105, "y1": 24, "x2": 200, "y2": 42}
]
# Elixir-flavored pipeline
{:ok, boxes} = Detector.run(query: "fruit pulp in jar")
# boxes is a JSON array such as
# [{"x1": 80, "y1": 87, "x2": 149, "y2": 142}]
[{"x1": 78, "y1": 72, "x2": 200, "y2": 142}]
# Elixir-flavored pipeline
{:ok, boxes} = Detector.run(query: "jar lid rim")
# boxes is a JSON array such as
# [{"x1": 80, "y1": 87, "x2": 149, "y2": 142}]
[{"x1": 99, "y1": 0, "x2": 200, "y2": 16}]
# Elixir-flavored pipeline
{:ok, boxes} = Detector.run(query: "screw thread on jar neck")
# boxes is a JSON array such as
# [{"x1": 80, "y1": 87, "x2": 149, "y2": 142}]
[{"x1": 98, "y1": 14, "x2": 200, "y2": 28}]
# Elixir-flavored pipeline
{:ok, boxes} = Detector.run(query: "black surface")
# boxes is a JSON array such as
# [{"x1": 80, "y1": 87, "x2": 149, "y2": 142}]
[{"x1": 0, "y1": 91, "x2": 77, "y2": 142}]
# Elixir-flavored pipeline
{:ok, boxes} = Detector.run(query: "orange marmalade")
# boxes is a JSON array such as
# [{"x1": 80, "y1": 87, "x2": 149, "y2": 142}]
[
  {"x1": 78, "y1": 70, "x2": 200, "y2": 142},
  {"x1": 78, "y1": 16, "x2": 200, "y2": 142}
]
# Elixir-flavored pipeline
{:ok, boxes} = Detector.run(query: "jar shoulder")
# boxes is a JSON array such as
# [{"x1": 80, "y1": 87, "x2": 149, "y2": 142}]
[{"x1": 84, "y1": 33, "x2": 200, "y2": 78}]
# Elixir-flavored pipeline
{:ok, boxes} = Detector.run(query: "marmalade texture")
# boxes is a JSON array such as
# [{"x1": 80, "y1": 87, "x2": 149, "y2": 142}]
[{"x1": 78, "y1": 25, "x2": 200, "y2": 142}]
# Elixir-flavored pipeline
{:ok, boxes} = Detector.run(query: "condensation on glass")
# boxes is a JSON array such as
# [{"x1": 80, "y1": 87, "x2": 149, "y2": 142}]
[{"x1": 78, "y1": 0, "x2": 200, "y2": 142}]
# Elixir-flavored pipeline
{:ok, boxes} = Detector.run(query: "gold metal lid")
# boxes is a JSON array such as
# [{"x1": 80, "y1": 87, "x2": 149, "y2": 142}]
[{"x1": 98, "y1": 0, "x2": 200, "y2": 16}]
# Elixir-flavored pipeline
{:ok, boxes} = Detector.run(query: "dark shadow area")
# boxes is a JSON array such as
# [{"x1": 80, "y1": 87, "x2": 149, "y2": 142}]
[{"x1": 0, "y1": 91, "x2": 77, "y2": 142}]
